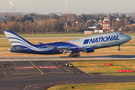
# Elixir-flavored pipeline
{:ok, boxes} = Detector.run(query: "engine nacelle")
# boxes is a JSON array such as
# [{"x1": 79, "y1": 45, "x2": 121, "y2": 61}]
[
  {"x1": 70, "y1": 48, "x2": 79, "y2": 54},
  {"x1": 82, "y1": 47, "x2": 94, "y2": 53}
]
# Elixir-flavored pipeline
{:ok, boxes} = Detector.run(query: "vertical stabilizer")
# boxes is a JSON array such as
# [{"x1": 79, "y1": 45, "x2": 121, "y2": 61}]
[{"x1": 4, "y1": 30, "x2": 34, "y2": 47}]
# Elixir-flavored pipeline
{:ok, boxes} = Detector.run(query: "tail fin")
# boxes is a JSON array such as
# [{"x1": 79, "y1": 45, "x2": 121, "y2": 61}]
[{"x1": 4, "y1": 30, "x2": 34, "y2": 48}]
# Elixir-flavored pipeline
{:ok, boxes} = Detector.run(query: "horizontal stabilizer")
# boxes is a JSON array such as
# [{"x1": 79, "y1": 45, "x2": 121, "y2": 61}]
[
  {"x1": 10, "y1": 47, "x2": 28, "y2": 52},
  {"x1": 39, "y1": 42, "x2": 43, "y2": 45}
]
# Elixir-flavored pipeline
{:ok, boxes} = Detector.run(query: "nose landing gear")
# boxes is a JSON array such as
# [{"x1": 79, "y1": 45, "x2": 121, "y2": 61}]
[{"x1": 118, "y1": 45, "x2": 121, "y2": 51}]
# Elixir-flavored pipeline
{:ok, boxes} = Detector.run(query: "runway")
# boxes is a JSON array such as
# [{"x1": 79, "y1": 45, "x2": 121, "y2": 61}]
[
  {"x1": 0, "y1": 56, "x2": 135, "y2": 90},
  {"x1": 0, "y1": 55, "x2": 135, "y2": 61}
]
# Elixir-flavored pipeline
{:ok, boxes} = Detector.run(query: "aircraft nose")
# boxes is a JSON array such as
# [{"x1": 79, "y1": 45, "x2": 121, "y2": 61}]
[{"x1": 127, "y1": 36, "x2": 132, "y2": 41}]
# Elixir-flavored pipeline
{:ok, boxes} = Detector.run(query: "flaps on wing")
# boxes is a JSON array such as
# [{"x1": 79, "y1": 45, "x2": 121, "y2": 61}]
[
  {"x1": 46, "y1": 45, "x2": 71, "y2": 50},
  {"x1": 57, "y1": 46, "x2": 80, "y2": 54},
  {"x1": 46, "y1": 45, "x2": 79, "y2": 53},
  {"x1": 46, "y1": 45, "x2": 58, "y2": 49},
  {"x1": 57, "y1": 46, "x2": 71, "y2": 50}
]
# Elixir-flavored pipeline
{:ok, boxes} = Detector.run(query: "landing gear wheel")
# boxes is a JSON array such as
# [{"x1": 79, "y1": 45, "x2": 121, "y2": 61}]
[
  {"x1": 118, "y1": 45, "x2": 121, "y2": 51},
  {"x1": 75, "y1": 53, "x2": 80, "y2": 57},
  {"x1": 69, "y1": 53, "x2": 80, "y2": 57},
  {"x1": 69, "y1": 54, "x2": 73, "y2": 57},
  {"x1": 77, "y1": 53, "x2": 80, "y2": 57}
]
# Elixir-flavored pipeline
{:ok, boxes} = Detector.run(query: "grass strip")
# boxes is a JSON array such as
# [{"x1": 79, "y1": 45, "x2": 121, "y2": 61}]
[
  {"x1": 1, "y1": 33, "x2": 135, "y2": 38},
  {"x1": 71, "y1": 60, "x2": 135, "y2": 75},
  {"x1": 47, "y1": 82, "x2": 135, "y2": 90}
]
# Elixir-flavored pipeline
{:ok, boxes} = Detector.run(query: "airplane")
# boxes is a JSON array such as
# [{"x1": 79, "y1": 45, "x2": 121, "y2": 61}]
[{"x1": 4, "y1": 30, "x2": 131, "y2": 57}]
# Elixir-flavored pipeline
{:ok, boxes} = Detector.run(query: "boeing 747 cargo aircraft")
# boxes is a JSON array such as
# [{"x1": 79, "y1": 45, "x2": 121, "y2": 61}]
[{"x1": 4, "y1": 30, "x2": 131, "y2": 57}]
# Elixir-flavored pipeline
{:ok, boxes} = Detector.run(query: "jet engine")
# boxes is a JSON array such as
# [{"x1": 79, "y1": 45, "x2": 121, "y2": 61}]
[
  {"x1": 70, "y1": 48, "x2": 79, "y2": 53},
  {"x1": 82, "y1": 47, "x2": 94, "y2": 53}
]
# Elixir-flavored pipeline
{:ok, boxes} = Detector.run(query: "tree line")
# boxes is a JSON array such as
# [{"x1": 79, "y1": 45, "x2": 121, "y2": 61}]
[{"x1": 0, "y1": 13, "x2": 135, "y2": 34}]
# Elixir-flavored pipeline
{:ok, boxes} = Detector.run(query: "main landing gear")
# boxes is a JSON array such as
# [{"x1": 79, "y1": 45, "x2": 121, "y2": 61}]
[
  {"x1": 69, "y1": 53, "x2": 80, "y2": 57},
  {"x1": 118, "y1": 45, "x2": 121, "y2": 51}
]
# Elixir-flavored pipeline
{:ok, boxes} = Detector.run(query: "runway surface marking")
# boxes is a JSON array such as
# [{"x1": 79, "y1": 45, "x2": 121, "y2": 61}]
[
  {"x1": 14, "y1": 72, "x2": 67, "y2": 74},
  {"x1": 38, "y1": 66, "x2": 59, "y2": 68},
  {"x1": 29, "y1": 60, "x2": 44, "y2": 75},
  {"x1": 14, "y1": 67, "x2": 35, "y2": 69},
  {"x1": 14, "y1": 73, "x2": 40, "y2": 74}
]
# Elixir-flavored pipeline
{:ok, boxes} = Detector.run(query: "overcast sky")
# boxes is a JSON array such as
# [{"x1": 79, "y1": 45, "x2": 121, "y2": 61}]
[{"x1": 0, "y1": 0, "x2": 135, "y2": 14}]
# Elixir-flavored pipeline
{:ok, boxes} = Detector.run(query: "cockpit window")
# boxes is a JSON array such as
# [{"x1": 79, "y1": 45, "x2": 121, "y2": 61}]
[{"x1": 120, "y1": 33, "x2": 123, "y2": 35}]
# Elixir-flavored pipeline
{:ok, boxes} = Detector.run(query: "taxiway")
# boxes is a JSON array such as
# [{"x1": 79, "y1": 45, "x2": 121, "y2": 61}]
[{"x1": 0, "y1": 56, "x2": 135, "y2": 90}]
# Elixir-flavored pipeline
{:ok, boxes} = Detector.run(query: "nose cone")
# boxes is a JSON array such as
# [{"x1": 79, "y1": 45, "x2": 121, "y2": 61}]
[
  {"x1": 127, "y1": 36, "x2": 132, "y2": 41},
  {"x1": 126, "y1": 35, "x2": 132, "y2": 41}
]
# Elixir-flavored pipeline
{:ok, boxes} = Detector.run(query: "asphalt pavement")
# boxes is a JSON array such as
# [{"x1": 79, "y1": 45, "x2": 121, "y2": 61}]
[{"x1": 0, "y1": 57, "x2": 135, "y2": 90}]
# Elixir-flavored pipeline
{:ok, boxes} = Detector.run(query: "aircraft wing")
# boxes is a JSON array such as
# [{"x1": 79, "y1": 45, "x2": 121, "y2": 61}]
[
  {"x1": 46, "y1": 44, "x2": 100, "y2": 53},
  {"x1": 46, "y1": 45, "x2": 75, "y2": 52}
]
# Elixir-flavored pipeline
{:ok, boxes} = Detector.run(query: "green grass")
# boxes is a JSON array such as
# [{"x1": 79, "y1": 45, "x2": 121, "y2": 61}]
[
  {"x1": 0, "y1": 35, "x2": 6, "y2": 38},
  {"x1": 19, "y1": 33, "x2": 135, "y2": 37},
  {"x1": 125, "y1": 33, "x2": 135, "y2": 36},
  {"x1": 21, "y1": 34, "x2": 96, "y2": 37},
  {"x1": 122, "y1": 44, "x2": 135, "y2": 46},
  {"x1": 71, "y1": 60, "x2": 135, "y2": 75},
  {"x1": 0, "y1": 33, "x2": 135, "y2": 38},
  {"x1": 0, "y1": 33, "x2": 96, "y2": 38},
  {"x1": 47, "y1": 82, "x2": 135, "y2": 90}
]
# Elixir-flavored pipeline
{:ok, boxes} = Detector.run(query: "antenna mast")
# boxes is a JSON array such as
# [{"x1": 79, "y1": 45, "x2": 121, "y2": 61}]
[{"x1": 65, "y1": 1, "x2": 67, "y2": 13}]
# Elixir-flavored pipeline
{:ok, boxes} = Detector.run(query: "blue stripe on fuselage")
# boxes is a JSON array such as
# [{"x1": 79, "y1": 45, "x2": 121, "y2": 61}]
[{"x1": 12, "y1": 41, "x2": 78, "y2": 54}]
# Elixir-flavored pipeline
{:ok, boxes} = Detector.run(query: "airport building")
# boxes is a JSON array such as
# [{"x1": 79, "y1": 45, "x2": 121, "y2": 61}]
[{"x1": 103, "y1": 17, "x2": 111, "y2": 31}]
